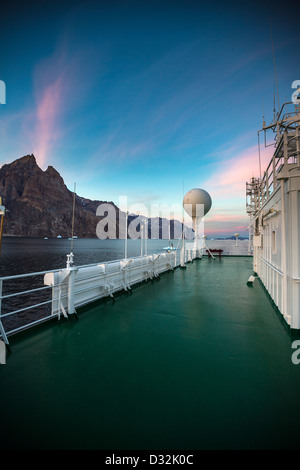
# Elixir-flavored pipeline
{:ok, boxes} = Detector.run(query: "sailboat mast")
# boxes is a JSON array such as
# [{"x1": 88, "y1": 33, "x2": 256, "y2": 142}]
[{"x1": 70, "y1": 183, "x2": 76, "y2": 253}]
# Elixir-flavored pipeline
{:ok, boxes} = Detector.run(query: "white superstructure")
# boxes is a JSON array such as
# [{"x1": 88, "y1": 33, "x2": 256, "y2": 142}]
[{"x1": 247, "y1": 101, "x2": 300, "y2": 329}]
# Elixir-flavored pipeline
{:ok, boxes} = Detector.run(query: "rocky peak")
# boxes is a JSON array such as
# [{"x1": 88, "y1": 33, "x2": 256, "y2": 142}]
[
  {"x1": 8, "y1": 154, "x2": 40, "y2": 172},
  {"x1": 0, "y1": 154, "x2": 119, "y2": 238},
  {"x1": 45, "y1": 165, "x2": 62, "y2": 178}
]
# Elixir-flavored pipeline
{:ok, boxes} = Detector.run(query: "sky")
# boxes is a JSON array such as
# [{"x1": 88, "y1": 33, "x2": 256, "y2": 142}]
[{"x1": 0, "y1": 0, "x2": 299, "y2": 237}]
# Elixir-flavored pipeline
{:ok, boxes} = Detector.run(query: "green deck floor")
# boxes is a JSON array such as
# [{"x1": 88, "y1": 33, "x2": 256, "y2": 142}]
[{"x1": 1, "y1": 256, "x2": 300, "y2": 450}]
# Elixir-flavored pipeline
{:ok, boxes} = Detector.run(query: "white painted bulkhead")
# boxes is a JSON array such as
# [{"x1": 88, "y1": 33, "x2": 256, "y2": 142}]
[{"x1": 252, "y1": 170, "x2": 300, "y2": 329}]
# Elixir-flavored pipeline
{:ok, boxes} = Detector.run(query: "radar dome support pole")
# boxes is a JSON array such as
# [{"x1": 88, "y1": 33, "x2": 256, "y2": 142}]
[
  {"x1": 125, "y1": 211, "x2": 128, "y2": 259},
  {"x1": 193, "y1": 216, "x2": 200, "y2": 258},
  {"x1": 183, "y1": 188, "x2": 213, "y2": 260}
]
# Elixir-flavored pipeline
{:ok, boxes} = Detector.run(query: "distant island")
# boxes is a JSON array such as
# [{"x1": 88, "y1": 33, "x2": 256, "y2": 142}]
[{"x1": 213, "y1": 236, "x2": 249, "y2": 240}]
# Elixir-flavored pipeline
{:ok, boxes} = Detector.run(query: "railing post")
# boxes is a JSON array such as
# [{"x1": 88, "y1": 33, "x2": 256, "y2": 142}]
[
  {"x1": 68, "y1": 268, "x2": 76, "y2": 315},
  {"x1": 0, "y1": 279, "x2": 9, "y2": 345}
]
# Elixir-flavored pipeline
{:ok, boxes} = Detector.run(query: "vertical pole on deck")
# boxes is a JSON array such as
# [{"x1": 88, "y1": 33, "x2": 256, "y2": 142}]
[
  {"x1": 140, "y1": 224, "x2": 143, "y2": 257},
  {"x1": 70, "y1": 183, "x2": 76, "y2": 254},
  {"x1": 145, "y1": 221, "x2": 147, "y2": 256},
  {"x1": 0, "y1": 196, "x2": 4, "y2": 257},
  {"x1": 68, "y1": 267, "x2": 76, "y2": 316},
  {"x1": 0, "y1": 214, "x2": 4, "y2": 257},
  {"x1": 0, "y1": 279, "x2": 9, "y2": 345},
  {"x1": 125, "y1": 211, "x2": 128, "y2": 259}
]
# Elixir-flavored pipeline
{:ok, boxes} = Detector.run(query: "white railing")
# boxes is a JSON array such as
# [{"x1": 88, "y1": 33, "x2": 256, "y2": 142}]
[
  {"x1": 0, "y1": 248, "x2": 200, "y2": 344},
  {"x1": 0, "y1": 267, "x2": 67, "y2": 344}
]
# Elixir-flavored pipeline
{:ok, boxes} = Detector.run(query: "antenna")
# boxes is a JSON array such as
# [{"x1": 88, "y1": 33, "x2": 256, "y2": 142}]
[
  {"x1": 181, "y1": 180, "x2": 186, "y2": 267},
  {"x1": 269, "y1": 19, "x2": 280, "y2": 112},
  {"x1": 257, "y1": 132, "x2": 262, "y2": 180},
  {"x1": 70, "y1": 182, "x2": 76, "y2": 253},
  {"x1": 273, "y1": 83, "x2": 276, "y2": 122}
]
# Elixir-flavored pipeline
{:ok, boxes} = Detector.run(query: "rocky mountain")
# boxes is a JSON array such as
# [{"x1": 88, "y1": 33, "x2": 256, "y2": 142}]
[
  {"x1": 0, "y1": 155, "x2": 120, "y2": 238},
  {"x1": 0, "y1": 155, "x2": 192, "y2": 239}
]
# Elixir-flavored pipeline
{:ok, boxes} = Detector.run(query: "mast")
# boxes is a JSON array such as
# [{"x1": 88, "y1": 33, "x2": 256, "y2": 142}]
[
  {"x1": 70, "y1": 183, "x2": 76, "y2": 253},
  {"x1": 66, "y1": 183, "x2": 76, "y2": 269},
  {"x1": 0, "y1": 196, "x2": 5, "y2": 256}
]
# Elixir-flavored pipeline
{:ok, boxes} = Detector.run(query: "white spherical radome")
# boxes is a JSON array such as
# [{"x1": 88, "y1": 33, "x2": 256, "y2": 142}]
[{"x1": 183, "y1": 188, "x2": 212, "y2": 219}]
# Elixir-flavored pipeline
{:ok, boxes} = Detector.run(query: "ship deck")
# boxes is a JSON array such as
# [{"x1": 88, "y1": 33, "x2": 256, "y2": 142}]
[{"x1": 1, "y1": 256, "x2": 300, "y2": 450}]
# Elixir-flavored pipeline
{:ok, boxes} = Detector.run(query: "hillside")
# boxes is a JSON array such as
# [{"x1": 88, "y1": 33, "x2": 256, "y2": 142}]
[{"x1": 0, "y1": 155, "x2": 191, "y2": 239}]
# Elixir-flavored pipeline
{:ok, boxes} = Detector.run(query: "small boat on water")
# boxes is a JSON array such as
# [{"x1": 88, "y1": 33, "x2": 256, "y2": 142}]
[
  {"x1": 163, "y1": 244, "x2": 177, "y2": 252},
  {"x1": 163, "y1": 228, "x2": 177, "y2": 252}
]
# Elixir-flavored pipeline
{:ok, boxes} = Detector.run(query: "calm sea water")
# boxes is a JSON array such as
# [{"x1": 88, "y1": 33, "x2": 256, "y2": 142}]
[{"x1": 0, "y1": 237, "x2": 177, "y2": 277}]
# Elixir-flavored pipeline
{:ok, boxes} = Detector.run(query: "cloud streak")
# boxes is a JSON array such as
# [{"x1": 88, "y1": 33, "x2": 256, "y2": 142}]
[
  {"x1": 200, "y1": 140, "x2": 275, "y2": 235},
  {"x1": 31, "y1": 76, "x2": 64, "y2": 168},
  {"x1": 204, "y1": 142, "x2": 273, "y2": 201},
  {"x1": 17, "y1": 33, "x2": 104, "y2": 169}
]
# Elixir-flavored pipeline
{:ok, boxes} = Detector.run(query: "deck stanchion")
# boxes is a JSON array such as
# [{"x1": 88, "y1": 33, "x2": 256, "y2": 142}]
[
  {"x1": 0, "y1": 279, "x2": 9, "y2": 345},
  {"x1": 67, "y1": 267, "x2": 77, "y2": 317}
]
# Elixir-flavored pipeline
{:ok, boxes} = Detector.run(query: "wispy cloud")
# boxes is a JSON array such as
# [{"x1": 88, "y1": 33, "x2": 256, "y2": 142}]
[
  {"x1": 3, "y1": 32, "x2": 104, "y2": 170},
  {"x1": 31, "y1": 76, "x2": 64, "y2": 168},
  {"x1": 203, "y1": 142, "x2": 273, "y2": 201},
  {"x1": 199, "y1": 139, "x2": 275, "y2": 235}
]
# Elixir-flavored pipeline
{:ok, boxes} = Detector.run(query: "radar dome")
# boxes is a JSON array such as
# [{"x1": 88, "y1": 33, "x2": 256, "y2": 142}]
[{"x1": 183, "y1": 188, "x2": 212, "y2": 219}]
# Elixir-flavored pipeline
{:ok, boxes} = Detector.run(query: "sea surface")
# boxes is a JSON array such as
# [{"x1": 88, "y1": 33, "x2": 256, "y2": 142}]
[
  {"x1": 0, "y1": 236, "x2": 249, "y2": 277},
  {"x1": 0, "y1": 237, "x2": 176, "y2": 277}
]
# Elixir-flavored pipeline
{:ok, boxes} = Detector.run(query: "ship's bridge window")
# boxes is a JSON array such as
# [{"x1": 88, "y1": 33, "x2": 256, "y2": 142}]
[{"x1": 272, "y1": 230, "x2": 276, "y2": 254}]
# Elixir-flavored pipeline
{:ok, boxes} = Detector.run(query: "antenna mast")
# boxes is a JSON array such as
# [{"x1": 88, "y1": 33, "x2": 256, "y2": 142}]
[
  {"x1": 269, "y1": 19, "x2": 280, "y2": 113},
  {"x1": 70, "y1": 182, "x2": 76, "y2": 253}
]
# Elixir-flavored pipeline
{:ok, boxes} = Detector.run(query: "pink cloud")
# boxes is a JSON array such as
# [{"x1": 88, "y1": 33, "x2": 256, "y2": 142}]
[
  {"x1": 199, "y1": 141, "x2": 275, "y2": 235},
  {"x1": 32, "y1": 76, "x2": 64, "y2": 168},
  {"x1": 204, "y1": 213, "x2": 249, "y2": 231},
  {"x1": 204, "y1": 143, "x2": 274, "y2": 200},
  {"x1": 25, "y1": 38, "x2": 97, "y2": 169}
]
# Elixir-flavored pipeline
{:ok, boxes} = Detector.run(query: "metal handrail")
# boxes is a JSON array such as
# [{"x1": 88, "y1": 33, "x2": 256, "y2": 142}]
[
  {"x1": 258, "y1": 255, "x2": 283, "y2": 276},
  {"x1": 0, "y1": 251, "x2": 174, "y2": 282},
  {"x1": 0, "y1": 267, "x2": 64, "y2": 282},
  {"x1": 0, "y1": 250, "x2": 180, "y2": 344},
  {"x1": 1, "y1": 282, "x2": 63, "y2": 300}
]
